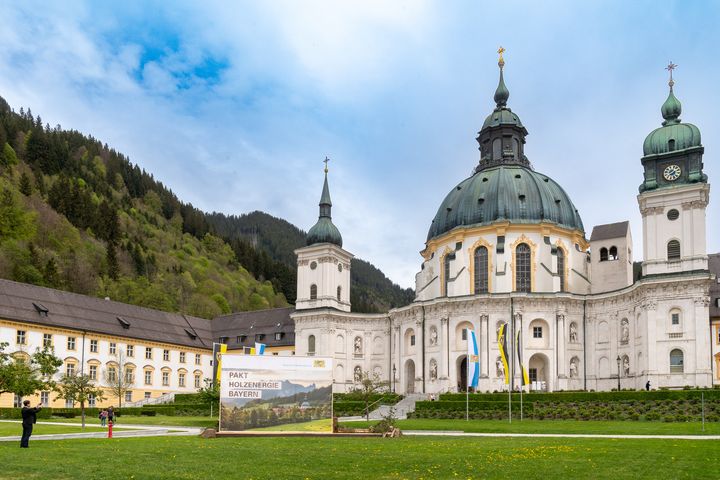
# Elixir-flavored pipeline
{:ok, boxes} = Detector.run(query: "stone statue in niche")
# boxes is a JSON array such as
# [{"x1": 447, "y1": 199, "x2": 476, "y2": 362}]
[
  {"x1": 569, "y1": 358, "x2": 578, "y2": 378},
  {"x1": 622, "y1": 356, "x2": 630, "y2": 377},
  {"x1": 620, "y1": 319, "x2": 629, "y2": 344},
  {"x1": 354, "y1": 336, "x2": 363, "y2": 355},
  {"x1": 496, "y1": 357, "x2": 504, "y2": 378},
  {"x1": 569, "y1": 322, "x2": 578, "y2": 343},
  {"x1": 429, "y1": 326, "x2": 438, "y2": 346},
  {"x1": 429, "y1": 359, "x2": 438, "y2": 381},
  {"x1": 353, "y1": 366, "x2": 362, "y2": 382}
]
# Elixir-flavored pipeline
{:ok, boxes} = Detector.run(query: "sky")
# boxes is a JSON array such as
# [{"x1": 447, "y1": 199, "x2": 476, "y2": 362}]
[{"x1": 0, "y1": 0, "x2": 718, "y2": 288}]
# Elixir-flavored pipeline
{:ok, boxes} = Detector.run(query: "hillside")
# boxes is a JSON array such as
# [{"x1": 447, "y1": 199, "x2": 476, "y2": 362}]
[
  {"x1": 0, "y1": 97, "x2": 286, "y2": 319},
  {"x1": 0, "y1": 95, "x2": 414, "y2": 317},
  {"x1": 207, "y1": 211, "x2": 415, "y2": 313}
]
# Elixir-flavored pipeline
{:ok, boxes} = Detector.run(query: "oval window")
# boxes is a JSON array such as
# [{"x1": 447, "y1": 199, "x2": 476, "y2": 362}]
[
  {"x1": 310, "y1": 261, "x2": 317, "y2": 270},
  {"x1": 667, "y1": 209, "x2": 679, "y2": 221}
]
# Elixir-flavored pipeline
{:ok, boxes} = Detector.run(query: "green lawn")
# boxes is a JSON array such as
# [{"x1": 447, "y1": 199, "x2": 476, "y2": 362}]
[
  {"x1": 0, "y1": 422, "x2": 124, "y2": 437},
  {"x1": 42, "y1": 415, "x2": 217, "y2": 428},
  {"x1": 0, "y1": 435, "x2": 718, "y2": 479},
  {"x1": 341, "y1": 418, "x2": 720, "y2": 435}
]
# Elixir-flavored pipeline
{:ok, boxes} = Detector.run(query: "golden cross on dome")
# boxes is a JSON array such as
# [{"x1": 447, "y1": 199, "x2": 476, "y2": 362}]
[
  {"x1": 323, "y1": 156, "x2": 330, "y2": 173},
  {"x1": 498, "y1": 46, "x2": 505, "y2": 68},
  {"x1": 666, "y1": 61, "x2": 677, "y2": 87}
]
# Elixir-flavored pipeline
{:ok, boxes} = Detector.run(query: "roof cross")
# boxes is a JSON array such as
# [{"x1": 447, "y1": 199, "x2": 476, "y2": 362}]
[
  {"x1": 666, "y1": 61, "x2": 677, "y2": 87},
  {"x1": 498, "y1": 46, "x2": 505, "y2": 68},
  {"x1": 323, "y1": 156, "x2": 329, "y2": 174}
]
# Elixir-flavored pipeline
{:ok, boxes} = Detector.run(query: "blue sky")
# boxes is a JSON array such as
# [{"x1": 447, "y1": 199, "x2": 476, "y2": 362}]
[{"x1": 0, "y1": 1, "x2": 718, "y2": 288}]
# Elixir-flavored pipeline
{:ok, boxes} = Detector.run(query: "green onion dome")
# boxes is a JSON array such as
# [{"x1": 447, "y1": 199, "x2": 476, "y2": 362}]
[
  {"x1": 426, "y1": 165, "x2": 584, "y2": 241},
  {"x1": 306, "y1": 171, "x2": 343, "y2": 247},
  {"x1": 643, "y1": 86, "x2": 701, "y2": 156}
]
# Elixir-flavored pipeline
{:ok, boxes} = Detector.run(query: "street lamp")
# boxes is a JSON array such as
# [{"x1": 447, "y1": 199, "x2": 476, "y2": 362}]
[
  {"x1": 392, "y1": 364, "x2": 397, "y2": 393},
  {"x1": 616, "y1": 355, "x2": 621, "y2": 391}
]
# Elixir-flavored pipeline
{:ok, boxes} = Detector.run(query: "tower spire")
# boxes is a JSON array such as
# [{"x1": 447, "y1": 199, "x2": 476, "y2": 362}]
[
  {"x1": 319, "y1": 157, "x2": 332, "y2": 218},
  {"x1": 494, "y1": 46, "x2": 509, "y2": 108},
  {"x1": 661, "y1": 62, "x2": 681, "y2": 125}
]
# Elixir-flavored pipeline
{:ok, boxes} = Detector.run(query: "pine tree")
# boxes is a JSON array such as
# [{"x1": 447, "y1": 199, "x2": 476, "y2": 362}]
[
  {"x1": 106, "y1": 242, "x2": 119, "y2": 280},
  {"x1": 19, "y1": 172, "x2": 32, "y2": 196}
]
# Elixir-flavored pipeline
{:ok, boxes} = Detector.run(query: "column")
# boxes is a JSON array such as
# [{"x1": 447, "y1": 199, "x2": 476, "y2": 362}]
[
  {"x1": 480, "y1": 314, "x2": 489, "y2": 378},
  {"x1": 439, "y1": 317, "x2": 448, "y2": 379},
  {"x1": 557, "y1": 313, "x2": 566, "y2": 379}
]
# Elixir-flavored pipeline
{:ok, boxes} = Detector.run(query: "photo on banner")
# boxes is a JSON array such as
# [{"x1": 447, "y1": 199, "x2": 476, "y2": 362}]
[{"x1": 219, "y1": 355, "x2": 333, "y2": 432}]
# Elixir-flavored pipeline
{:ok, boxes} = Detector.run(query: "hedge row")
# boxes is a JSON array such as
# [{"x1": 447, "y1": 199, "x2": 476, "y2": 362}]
[
  {"x1": 415, "y1": 401, "x2": 530, "y2": 413},
  {"x1": 0, "y1": 406, "x2": 176, "y2": 419},
  {"x1": 144, "y1": 403, "x2": 209, "y2": 416},
  {"x1": 438, "y1": 389, "x2": 720, "y2": 403},
  {"x1": 333, "y1": 393, "x2": 403, "y2": 404},
  {"x1": 173, "y1": 394, "x2": 207, "y2": 405}
]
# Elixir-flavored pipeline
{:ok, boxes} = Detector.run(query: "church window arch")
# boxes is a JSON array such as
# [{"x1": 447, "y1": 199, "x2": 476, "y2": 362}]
[
  {"x1": 599, "y1": 247, "x2": 608, "y2": 262},
  {"x1": 337, "y1": 286, "x2": 342, "y2": 302},
  {"x1": 515, "y1": 243, "x2": 531, "y2": 292},
  {"x1": 667, "y1": 240, "x2": 681, "y2": 261},
  {"x1": 608, "y1": 246, "x2": 618, "y2": 260},
  {"x1": 310, "y1": 284, "x2": 317, "y2": 300},
  {"x1": 668, "y1": 139, "x2": 676, "y2": 151},
  {"x1": 556, "y1": 246, "x2": 566, "y2": 292},
  {"x1": 669, "y1": 349, "x2": 684, "y2": 373},
  {"x1": 492, "y1": 138, "x2": 501, "y2": 159},
  {"x1": 473, "y1": 246, "x2": 489, "y2": 294},
  {"x1": 308, "y1": 335, "x2": 316, "y2": 355}
]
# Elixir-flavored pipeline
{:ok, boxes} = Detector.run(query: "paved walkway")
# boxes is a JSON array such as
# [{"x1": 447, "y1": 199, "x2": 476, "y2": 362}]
[
  {"x1": 403, "y1": 430, "x2": 720, "y2": 440},
  {"x1": 0, "y1": 420, "x2": 202, "y2": 442}
]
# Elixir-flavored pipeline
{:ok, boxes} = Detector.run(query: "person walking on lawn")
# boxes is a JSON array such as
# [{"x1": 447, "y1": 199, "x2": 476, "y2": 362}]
[{"x1": 20, "y1": 400, "x2": 42, "y2": 448}]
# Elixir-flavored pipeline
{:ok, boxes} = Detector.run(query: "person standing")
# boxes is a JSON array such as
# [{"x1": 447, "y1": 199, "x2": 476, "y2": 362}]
[
  {"x1": 20, "y1": 400, "x2": 42, "y2": 448},
  {"x1": 99, "y1": 409, "x2": 108, "y2": 427},
  {"x1": 645, "y1": 380, "x2": 651, "y2": 391},
  {"x1": 107, "y1": 406, "x2": 115, "y2": 424}
]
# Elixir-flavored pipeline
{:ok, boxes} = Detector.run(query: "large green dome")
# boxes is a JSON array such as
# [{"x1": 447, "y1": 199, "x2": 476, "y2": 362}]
[
  {"x1": 427, "y1": 165, "x2": 585, "y2": 241},
  {"x1": 307, "y1": 217, "x2": 342, "y2": 247}
]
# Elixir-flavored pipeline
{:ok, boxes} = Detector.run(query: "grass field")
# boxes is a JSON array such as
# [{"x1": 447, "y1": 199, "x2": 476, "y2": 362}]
[
  {"x1": 0, "y1": 435, "x2": 718, "y2": 479},
  {"x1": 341, "y1": 419, "x2": 720, "y2": 435},
  {"x1": 250, "y1": 418, "x2": 333, "y2": 432},
  {"x1": 0, "y1": 422, "x2": 124, "y2": 437}
]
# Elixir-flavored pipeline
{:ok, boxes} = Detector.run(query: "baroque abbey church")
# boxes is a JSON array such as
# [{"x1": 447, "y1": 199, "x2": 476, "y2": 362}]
[{"x1": 292, "y1": 54, "x2": 718, "y2": 394}]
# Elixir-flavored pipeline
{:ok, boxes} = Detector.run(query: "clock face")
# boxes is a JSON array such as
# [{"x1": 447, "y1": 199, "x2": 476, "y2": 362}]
[{"x1": 663, "y1": 164, "x2": 681, "y2": 181}]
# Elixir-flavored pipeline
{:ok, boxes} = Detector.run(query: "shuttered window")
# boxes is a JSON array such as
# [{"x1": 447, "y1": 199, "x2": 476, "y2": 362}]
[{"x1": 667, "y1": 240, "x2": 681, "y2": 260}]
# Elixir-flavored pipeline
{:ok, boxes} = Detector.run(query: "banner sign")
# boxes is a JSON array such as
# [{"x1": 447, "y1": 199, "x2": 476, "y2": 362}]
[
  {"x1": 466, "y1": 328, "x2": 480, "y2": 389},
  {"x1": 219, "y1": 355, "x2": 333, "y2": 432}
]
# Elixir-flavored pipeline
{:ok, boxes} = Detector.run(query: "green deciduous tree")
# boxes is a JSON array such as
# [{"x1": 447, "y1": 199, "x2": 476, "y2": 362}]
[
  {"x1": 104, "y1": 351, "x2": 134, "y2": 409},
  {"x1": 352, "y1": 371, "x2": 390, "y2": 421},
  {"x1": 18, "y1": 171, "x2": 32, "y2": 196},
  {"x1": 0, "y1": 342, "x2": 62, "y2": 398},
  {"x1": 55, "y1": 373, "x2": 106, "y2": 429}
]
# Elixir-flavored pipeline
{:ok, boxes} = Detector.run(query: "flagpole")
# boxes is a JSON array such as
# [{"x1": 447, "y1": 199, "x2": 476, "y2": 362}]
[
  {"x1": 509, "y1": 300, "x2": 513, "y2": 423},
  {"x1": 520, "y1": 326, "x2": 523, "y2": 421},
  {"x1": 466, "y1": 329, "x2": 470, "y2": 421}
]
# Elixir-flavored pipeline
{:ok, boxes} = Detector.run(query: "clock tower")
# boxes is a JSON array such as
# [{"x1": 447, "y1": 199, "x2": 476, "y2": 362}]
[{"x1": 638, "y1": 65, "x2": 709, "y2": 276}]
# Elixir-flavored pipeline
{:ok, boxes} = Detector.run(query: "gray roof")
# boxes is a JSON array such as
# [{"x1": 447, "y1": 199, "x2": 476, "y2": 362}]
[
  {"x1": 590, "y1": 221, "x2": 630, "y2": 242},
  {"x1": 0, "y1": 278, "x2": 212, "y2": 349},
  {"x1": 212, "y1": 307, "x2": 295, "y2": 350},
  {"x1": 710, "y1": 253, "x2": 720, "y2": 318}
]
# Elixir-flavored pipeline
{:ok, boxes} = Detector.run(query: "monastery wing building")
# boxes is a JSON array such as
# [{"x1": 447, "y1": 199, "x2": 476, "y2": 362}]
[{"x1": 293, "y1": 56, "x2": 717, "y2": 394}]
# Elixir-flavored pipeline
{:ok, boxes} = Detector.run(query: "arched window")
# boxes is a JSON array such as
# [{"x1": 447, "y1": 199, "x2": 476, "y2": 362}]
[
  {"x1": 308, "y1": 335, "x2": 316, "y2": 355},
  {"x1": 669, "y1": 349, "x2": 684, "y2": 373},
  {"x1": 473, "y1": 246, "x2": 489, "y2": 293},
  {"x1": 667, "y1": 240, "x2": 681, "y2": 260},
  {"x1": 557, "y1": 248, "x2": 566, "y2": 292},
  {"x1": 668, "y1": 139, "x2": 676, "y2": 151},
  {"x1": 599, "y1": 247, "x2": 608, "y2": 262},
  {"x1": 443, "y1": 254, "x2": 451, "y2": 296},
  {"x1": 492, "y1": 138, "x2": 501, "y2": 159},
  {"x1": 609, "y1": 246, "x2": 618, "y2": 260},
  {"x1": 515, "y1": 243, "x2": 531, "y2": 292},
  {"x1": 310, "y1": 284, "x2": 317, "y2": 300},
  {"x1": 337, "y1": 286, "x2": 342, "y2": 302}
]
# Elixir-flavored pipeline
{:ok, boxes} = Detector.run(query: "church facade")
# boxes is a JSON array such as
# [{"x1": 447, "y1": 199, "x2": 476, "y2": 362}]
[{"x1": 292, "y1": 56, "x2": 716, "y2": 394}]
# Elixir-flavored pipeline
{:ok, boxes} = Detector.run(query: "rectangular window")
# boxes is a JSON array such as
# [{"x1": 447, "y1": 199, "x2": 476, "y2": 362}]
[
  {"x1": 66, "y1": 363, "x2": 75, "y2": 376},
  {"x1": 533, "y1": 327, "x2": 543, "y2": 339},
  {"x1": 275, "y1": 332, "x2": 283, "y2": 341},
  {"x1": 410, "y1": 335, "x2": 416, "y2": 346},
  {"x1": 125, "y1": 391, "x2": 132, "y2": 402},
  {"x1": 144, "y1": 370, "x2": 152, "y2": 385},
  {"x1": 125, "y1": 369, "x2": 134, "y2": 384},
  {"x1": 43, "y1": 333, "x2": 52, "y2": 348},
  {"x1": 109, "y1": 342, "x2": 117, "y2": 355},
  {"x1": 108, "y1": 367, "x2": 117, "y2": 382},
  {"x1": 671, "y1": 313, "x2": 679, "y2": 325},
  {"x1": 194, "y1": 375, "x2": 201, "y2": 388},
  {"x1": 162, "y1": 372, "x2": 170, "y2": 386},
  {"x1": 14, "y1": 395, "x2": 23, "y2": 408},
  {"x1": 16, "y1": 330, "x2": 26, "y2": 345},
  {"x1": 163, "y1": 349, "x2": 170, "y2": 361},
  {"x1": 67, "y1": 337, "x2": 76, "y2": 350},
  {"x1": 65, "y1": 398, "x2": 74, "y2": 408},
  {"x1": 89, "y1": 365, "x2": 97, "y2": 380},
  {"x1": 88, "y1": 394, "x2": 96, "y2": 407},
  {"x1": 195, "y1": 354, "x2": 201, "y2": 365},
  {"x1": 145, "y1": 347, "x2": 153, "y2": 360},
  {"x1": 529, "y1": 368, "x2": 538, "y2": 383},
  {"x1": 179, "y1": 352, "x2": 186, "y2": 363},
  {"x1": 90, "y1": 339, "x2": 98, "y2": 353},
  {"x1": 179, "y1": 373, "x2": 186, "y2": 387},
  {"x1": 461, "y1": 329, "x2": 467, "y2": 340},
  {"x1": 144, "y1": 392, "x2": 151, "y2": 400},
  {"x1": 40, "y1": 392, "x2": 49, "y2": 407},
  {"x1": 127, "y1": 345, "x2": 134, "y2": 357}
]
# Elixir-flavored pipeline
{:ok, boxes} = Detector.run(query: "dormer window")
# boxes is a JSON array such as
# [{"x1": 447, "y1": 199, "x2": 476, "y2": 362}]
[
  {"x1": 184, "y1": 328, "x2": 197, "y2": 340},
  {"x1": 117, "y1": 316, "x2": 131, "y2": 329},
  {"x1": 33, "y1": 303, "x2": 49, "y2": 316}
]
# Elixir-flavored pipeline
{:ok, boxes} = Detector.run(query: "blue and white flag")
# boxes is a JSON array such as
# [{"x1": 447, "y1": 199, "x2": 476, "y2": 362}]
[
  {"x1": 254, "y1": 342, "x2": 266, "y2": 355},
  {"x1": 466, "y1": 329, "x2": 480, "y2": 389}
]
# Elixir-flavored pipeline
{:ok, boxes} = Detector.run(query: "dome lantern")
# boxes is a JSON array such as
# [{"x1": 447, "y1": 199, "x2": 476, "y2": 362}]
[{"x1": 306, "y1": 158, "x2": 343, "y2": 247}]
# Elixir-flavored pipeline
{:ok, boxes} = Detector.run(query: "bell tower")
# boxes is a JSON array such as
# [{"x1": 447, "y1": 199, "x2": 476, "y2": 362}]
[
  {"x1": 638, "y1": 64, "x2": 709, "y2": 276},
  {"x1": 295, "y1": 159, "x2": 353, "y2": 312}
]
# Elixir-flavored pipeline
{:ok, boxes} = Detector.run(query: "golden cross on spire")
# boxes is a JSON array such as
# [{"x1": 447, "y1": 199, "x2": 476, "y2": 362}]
[
  {"x1": 323, "y1": 156, "x2": 330, "y2": 174},
  {"x1": 498, "y1": 46, "x2": 505, "y2": 68},
  {"x1": 666, "y1": 61, "x2": 677, "y2": 87}
]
